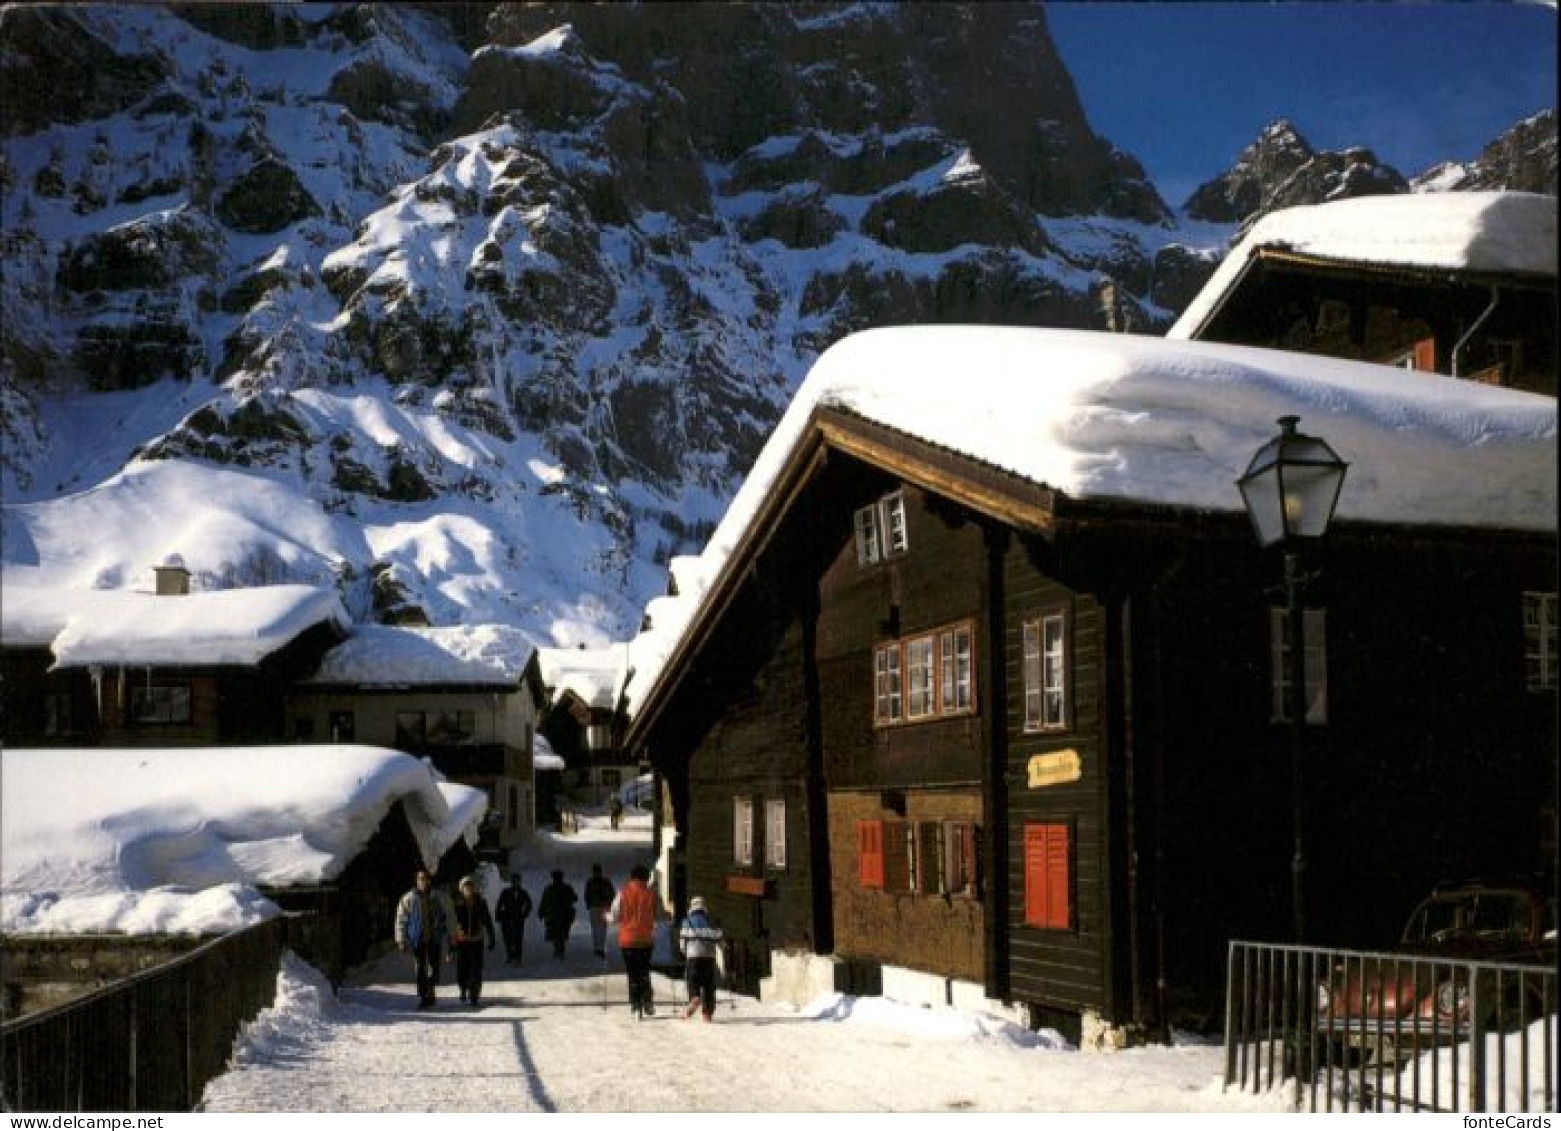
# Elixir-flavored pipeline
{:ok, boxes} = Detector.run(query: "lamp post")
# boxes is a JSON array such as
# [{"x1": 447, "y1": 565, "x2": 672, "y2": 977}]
[{"x1": 1237, "y1": 415, "x2": 1348, "y2": 944}]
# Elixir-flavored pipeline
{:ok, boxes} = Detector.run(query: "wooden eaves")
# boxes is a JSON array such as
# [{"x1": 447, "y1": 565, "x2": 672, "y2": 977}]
[
  {"x1": 623, "y1": 403, "x2": 1058, "y2": 750},
  {"x1": 1184, "y1": 244, "x2": 1554, "y2": 340}
]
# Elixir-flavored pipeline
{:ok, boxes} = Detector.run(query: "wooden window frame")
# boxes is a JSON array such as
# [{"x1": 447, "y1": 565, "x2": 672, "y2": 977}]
[
  {"x1": 1270, "y1": 608, "x2": 1328, "y2": 725},
  {"x1": 130, "y1": 681, "x2": 193, "y2": 726},
  {"x1": 854, "y1": 491, "x2": 909, "y2": 567},
  {"x1": 1023, "y1": 820, "x2": 1074, "y2": 931},
  {"x1": 765, "y1": 797, "x2": 787, "y2": 870},
  {"x1": 733, "y1": 796, "x2": 755, "y2": 866},
  {"x1": 1022, "y1": 606, "x2": 1070, "y2": 733},
  {"x1": 329, "y1": 710, "x2": 355, "y2": 742},
  {"x1": 905, "y1": 635, "x2": 936, "y2": 719},
  {"x1": 395, "y1": 710, "x2": 427, "y2": 747},
  {"x1": 428, "y1": 709, "x2": 476, "y2": 745},
  {"x1": 873, "y1": 619, "x2": 978, "y2": 729},
  {"x1": 1524, "y1": 591, "x2": 1557, "y2": 693},
  {"x1": 874, "y1": 642, "x2": 903, "y2": 723},
  {"x1": 940, "y1": 820, "x2": 981, "y2": 899}
]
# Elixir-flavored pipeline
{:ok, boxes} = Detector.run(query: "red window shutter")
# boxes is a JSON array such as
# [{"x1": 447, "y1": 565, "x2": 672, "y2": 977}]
[
  {"x1": 1045, "y1": 824, "x2": 1071, "y2": 927},
  {"x1": 1411, "y1": 336, "x2": 1437, "y2": 372},
  {"x1": 858, "y1": 821, "x2": 884, "y2": 888},
  {"x1": 1024, "y1": 822, "x2": 1071, "y2": 929}
]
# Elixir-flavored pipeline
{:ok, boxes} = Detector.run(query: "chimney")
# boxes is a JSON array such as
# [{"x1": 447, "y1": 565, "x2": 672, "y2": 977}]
[{"x1": 154, "y1": 554, "x2": 191, "y2": 596}]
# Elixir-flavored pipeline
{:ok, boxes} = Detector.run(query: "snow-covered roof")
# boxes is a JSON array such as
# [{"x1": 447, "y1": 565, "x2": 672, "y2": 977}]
[
  {"x1": 1, "y1": 581, "x2": 349, "y2": 668},
  {"x1": 625, "y1": 324, "x2": 1556, "y2": 720},
  {"x1": 1170, "y1": 192, "x2": 1557, "y2": 340},
  {"x1": 537, "y1": 645, "x2": 629, "y2": 710},
  {"x1": 0, "y1": 745, "x2": 485, "y2": 936},
  {"x1": 302, "y1": 623, "x2": 535, "y2": 687}
]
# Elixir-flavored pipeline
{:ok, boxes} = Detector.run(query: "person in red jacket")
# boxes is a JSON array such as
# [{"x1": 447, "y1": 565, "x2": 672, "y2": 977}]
[{"x1": 608, "y1": 863, "x2": 662, "y2": 1018}]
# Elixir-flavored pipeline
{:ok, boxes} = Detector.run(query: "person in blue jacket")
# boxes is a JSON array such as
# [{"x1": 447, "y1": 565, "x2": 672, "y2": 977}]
[
  {"x1": 394, "y1": 868, "x2": 452, "y2": 1010},
  {"x1": 679, "y1": 895, "x2": 725, "y2": 1022}
]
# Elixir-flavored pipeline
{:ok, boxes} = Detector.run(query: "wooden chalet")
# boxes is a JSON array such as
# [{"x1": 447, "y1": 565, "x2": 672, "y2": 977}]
[
  {"x1": 1170, "y1": 192, "x2": 1557, "y2": 396},
  {"x1": 624, "y1": 326, "x2": 1556, "y2": 1035},
  {"x1": 0, "y1": 571, "x2": 348, "y2": 748},
  {"x1": 285, "y1": 625, "x2": 546, "y2": 855},
  {"x1": 537, "y1": 646, "x2": 639, "y2": 815}
]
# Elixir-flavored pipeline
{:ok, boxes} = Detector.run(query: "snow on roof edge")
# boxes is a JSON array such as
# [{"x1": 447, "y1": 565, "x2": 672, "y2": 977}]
[
  {"x1": 622, "y1": 323, "x2": 1555, "y2": 734},
  {"x1": 1170, "y1": 192, "x2": 1557, "y2": 340}
]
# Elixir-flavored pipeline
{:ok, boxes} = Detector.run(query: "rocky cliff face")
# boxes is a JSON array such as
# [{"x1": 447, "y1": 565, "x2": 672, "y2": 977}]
[
  {"x1": 1412, "y1": 109, "x2": 1558, "y2": 195},
  {"x1": 1, "y1": 2, "x2": 1207, "y2": 639},
  {"x1": 0, "y1": 3, "x2": 1548, "y2": 643},
  {"x1": 1185, "y1": 112, "x2": 1554, "y2": 231},
  {"x1": 1184, "y1": 119, "x2": 1408, "y2": 224}
]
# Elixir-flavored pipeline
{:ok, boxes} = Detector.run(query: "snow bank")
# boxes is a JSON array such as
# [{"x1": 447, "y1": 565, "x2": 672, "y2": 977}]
[
  {"x1": 1171, "y1": 192, "x2": 1557, "y2": 339},
  {"x1": 0, "y1": 746, "x2": 482, "y2": 936},
  {"x1": 626, "y1": 324, "x2": 1555, "y2": 716},
  {"x1": 801, "y1": 992, "x2": 1071, "y2": 1050}
]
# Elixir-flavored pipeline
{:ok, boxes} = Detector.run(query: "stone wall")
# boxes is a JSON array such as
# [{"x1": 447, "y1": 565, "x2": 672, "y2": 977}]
[{"x1": 1, "y1": 935, "x2": 202, "y2": 1020}]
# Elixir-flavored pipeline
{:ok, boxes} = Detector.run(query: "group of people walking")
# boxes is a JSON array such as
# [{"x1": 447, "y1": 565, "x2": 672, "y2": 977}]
[{"x1": 393, "y1": 863, "x2": 724, "y2": 1020}]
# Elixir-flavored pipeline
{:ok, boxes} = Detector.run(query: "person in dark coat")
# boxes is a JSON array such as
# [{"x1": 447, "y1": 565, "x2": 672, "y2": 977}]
[
  {"x1": 450, "y1": 875, "x2": 497, "y2": 1007},
  {"x1": 537, "y1": 869, "x2": 578, "y2": 959},
  {"x1": 494, "y1": 873, "x2": 533, "y2": 964},
  {"x1": 584, "y1": 863, "x2": 616, "y2": 958}
]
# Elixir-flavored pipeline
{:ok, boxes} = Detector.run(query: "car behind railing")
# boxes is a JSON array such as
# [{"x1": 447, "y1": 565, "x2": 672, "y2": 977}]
[{"x1": 1224, "y1": 939, "x2": 1556, "y2": 1112}]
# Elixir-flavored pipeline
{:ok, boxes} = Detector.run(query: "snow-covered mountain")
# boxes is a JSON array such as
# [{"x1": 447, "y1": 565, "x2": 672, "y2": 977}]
[
  {"x1": 1182, "y1": 118, "x2": 1408, "y2": 225},
  {"x1": 1412, "y1": 109, "x2": 1558, "y2": 195},
  {"x1": 0, "y1": 4, "x2": 1551, "y2": 648}
]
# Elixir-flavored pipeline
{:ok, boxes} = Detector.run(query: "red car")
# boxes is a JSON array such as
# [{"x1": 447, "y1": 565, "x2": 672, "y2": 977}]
[{"x1": 1314, "y1": 882, "x2": 1556, "y2": 1064}]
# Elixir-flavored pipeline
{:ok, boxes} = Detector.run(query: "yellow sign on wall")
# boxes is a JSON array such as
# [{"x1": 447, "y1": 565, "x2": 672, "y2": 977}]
[{"x1": 1027, "y1": 749, "x2": 1082, "y2": 789}]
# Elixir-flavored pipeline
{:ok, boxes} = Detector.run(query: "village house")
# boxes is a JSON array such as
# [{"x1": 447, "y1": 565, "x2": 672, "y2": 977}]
[
  {"x1": 285, "y1": 624, "x2": 545, "y2": 855},
  {"x1": 1170, "y1": 191, "x2": 1556, "y2": 396},
  {"x1": 0, "y1": 563, "x2": 349, "y2": 748},
  {"x1": 536, "y1": 646, "x2": 639, "y2": 817},
  {"x1": 622, "y1": 325, "x2": 1556, "y2": 1038}
]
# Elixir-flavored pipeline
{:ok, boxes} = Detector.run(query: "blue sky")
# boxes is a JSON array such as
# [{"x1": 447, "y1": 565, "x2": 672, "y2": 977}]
[{"x1": 1047, "y1": 1, "x2": 1558, "y2": 208}]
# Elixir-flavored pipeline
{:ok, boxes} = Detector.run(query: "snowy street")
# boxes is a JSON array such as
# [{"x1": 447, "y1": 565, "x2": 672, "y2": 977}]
[{"x1": 198, "y1": 813, "x2": 1288, "y2": 1114}]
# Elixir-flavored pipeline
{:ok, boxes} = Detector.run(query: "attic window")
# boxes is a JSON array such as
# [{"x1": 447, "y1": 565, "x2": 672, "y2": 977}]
[{"x1": 855, "y1": 491, "x2": 908, "y2": 566}]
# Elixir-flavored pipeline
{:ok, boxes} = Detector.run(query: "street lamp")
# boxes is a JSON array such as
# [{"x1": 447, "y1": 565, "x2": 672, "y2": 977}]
[{"x1": 1237, "y1": 415, "x2": 1349, "y2": 944}]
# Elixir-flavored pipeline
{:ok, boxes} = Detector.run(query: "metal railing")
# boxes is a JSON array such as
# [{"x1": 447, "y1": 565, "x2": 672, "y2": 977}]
[
  {"x1": 1, "y1": 917, "x2": 286, "y2": 1112},
  {"x1": 1224, "y1": 939, "x2": 1557, "y2": 1112}
]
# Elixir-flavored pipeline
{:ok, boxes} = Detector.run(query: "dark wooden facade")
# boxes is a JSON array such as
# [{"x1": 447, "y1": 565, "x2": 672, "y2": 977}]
[
  {"x1": 630, "y1": 407, "x2": 1556, "y2": 1030},
  {"x1": 1191, "y1": 254, "x2": 1557, "y2": 396},
  {"x1": 2, "y1": 622, "x2": 344, "y2": 748}
]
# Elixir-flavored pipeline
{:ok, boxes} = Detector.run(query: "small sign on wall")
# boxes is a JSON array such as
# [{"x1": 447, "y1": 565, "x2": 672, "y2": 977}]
[
  {"x1": 1027, "y1": 749, "x2": 1082, "y2": 789},
  {"x1": 726, "y1": 874, "x2": 770, "y2": 898}
]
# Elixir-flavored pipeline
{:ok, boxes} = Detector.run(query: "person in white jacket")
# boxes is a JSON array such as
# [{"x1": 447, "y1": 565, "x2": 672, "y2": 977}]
[
  {"x1": 678, "y1": 895, "x2": 725, "y2": 1021},
  {"x1": 394, "y1": 868, "x2": 453, "y2": 1009}
]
